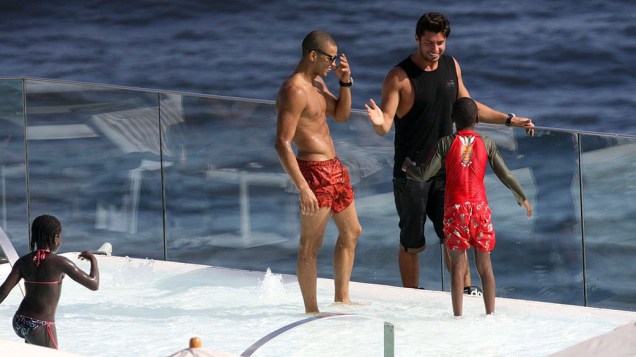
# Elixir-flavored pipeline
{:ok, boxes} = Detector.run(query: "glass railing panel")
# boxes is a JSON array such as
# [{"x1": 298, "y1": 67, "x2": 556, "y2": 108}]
[
  {"x1": 24, "y1": 80, "x2": 165, "y2": 259},
  {"x1": 0, "y1": 79, "x2": 28, "y2": 255},
  {"x1": 13, "y1": 78, "x2": 636, "y2": 312},
  {"x1": 161, "y1": 94, "x2": 300, "y2": 270},
  {"x1": 159, "y1": 97, "x2": 590, "y2": 302},
  {"x1": 160, "y1": 97, "x2": 409, "y2": 287},
  {"x1": 580, "y1": 134, "x2": 636, "y2": 311},
  {"x1": 477, "y1": 126, "x2": 583, "y2": 305}
]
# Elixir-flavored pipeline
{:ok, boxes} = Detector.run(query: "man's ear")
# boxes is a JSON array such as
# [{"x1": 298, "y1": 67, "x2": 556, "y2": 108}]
[
  {"x1": 475, "y1": 114, "x2": 479, "y2": 124},
  {"x1": 306, "y1": 50, "x2": 317, "y2": 62}
]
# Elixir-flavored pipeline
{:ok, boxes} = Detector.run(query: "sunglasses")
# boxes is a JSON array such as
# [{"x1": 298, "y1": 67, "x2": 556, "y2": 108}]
[{"x1": 310, "y1": 48, "x2": 337, "y2": 64}]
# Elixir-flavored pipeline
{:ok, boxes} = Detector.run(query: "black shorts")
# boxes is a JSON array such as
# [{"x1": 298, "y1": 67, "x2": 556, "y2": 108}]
[{"x1": 393, "y1": 176, "x2": 445, "y2": 251}]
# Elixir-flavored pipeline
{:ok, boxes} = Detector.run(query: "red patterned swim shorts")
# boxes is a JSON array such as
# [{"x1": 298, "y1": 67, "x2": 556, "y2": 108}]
[
  {"x1": 297, "y1": 157, "x2": 354, "y2": 214},
  {"x1": 443, "y1": 201, "x2": 495, "y2": 252}
]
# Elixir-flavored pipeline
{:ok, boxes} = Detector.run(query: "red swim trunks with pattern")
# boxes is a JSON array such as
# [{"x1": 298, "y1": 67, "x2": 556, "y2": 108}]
[
  {"x1": 443, "y1": 201, "x2": 495, "y2": 252},
  {"x1": 297, "y1": 157, "x2": 354, "y2": 214}
]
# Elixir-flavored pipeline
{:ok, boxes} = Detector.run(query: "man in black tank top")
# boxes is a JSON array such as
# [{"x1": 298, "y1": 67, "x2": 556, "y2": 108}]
[{"x1": 365, "y1": 12, "x2": 534, "y2": 290}]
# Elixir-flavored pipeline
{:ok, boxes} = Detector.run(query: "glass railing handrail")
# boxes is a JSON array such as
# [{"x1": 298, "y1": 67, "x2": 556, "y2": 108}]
[{"x1": 10, "y1": 76, "x2": 276, "y2": 105}]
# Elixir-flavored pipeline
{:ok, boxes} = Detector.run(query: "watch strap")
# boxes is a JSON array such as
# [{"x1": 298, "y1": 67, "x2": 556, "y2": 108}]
[
  {"x1": 339, "y1": 77, "x2": 353, "y2": 87},
  {"x1": 505, "y1": 113, "x2": 516, "y2": 127}
]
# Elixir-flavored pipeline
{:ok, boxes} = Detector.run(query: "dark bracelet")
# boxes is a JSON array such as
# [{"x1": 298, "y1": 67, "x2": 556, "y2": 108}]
[
  {"x1": 339, "y1": 77, "x2": 353, "y2": 87},
  {"x1": 505, "y1": 113, "x2": 516, "y2": 127}
]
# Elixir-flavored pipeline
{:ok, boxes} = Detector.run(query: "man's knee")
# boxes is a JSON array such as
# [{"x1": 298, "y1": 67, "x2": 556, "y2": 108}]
[
  {"x1": 338, "y1": 224, "x2": 361, "y2": 249},
  {"x1": 298, "y1": 236, "x2": 323, "y2": 259},
  {"x1": 401, "y1": 243, "x2": 426, "y2": 254},
  {"x1": 348, "y1": 222, "x2": 362, "y2": 239}
]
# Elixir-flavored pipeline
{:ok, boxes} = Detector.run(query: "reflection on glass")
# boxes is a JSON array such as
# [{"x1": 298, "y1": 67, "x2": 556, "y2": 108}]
[
  {"x1": 24, "y1": 80, "x2": 164, "y2": 259},
  {"x1": 581, "y1": 134, "x2": 636, "y2": 310},
  {"x1": 0, "y1": 79, "x2": 28, "y2": 254},
  {"x1": 518, "y1": 130, "x2": 582, "y2": 305},
  {"x1": 480, "y1": 127, "x2": 582, "y2": 305},
  {"x1": 162, "y1": 94, "x2": 297, "y2": 267}
]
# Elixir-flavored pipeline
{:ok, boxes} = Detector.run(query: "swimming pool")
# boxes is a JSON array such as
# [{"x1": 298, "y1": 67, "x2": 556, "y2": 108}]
[{"x1": 0, "y1": 254, "x2": 634, "y2": 356}]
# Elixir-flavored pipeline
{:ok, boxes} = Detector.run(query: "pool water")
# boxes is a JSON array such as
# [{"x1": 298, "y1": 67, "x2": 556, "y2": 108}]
[{"x1": 0, "y1": 254, "x2": 634, "y2": 356}]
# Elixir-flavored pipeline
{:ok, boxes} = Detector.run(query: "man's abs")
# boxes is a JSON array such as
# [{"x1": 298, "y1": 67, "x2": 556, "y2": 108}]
[{"x1": 293, "y1": 125, "x2": 336, "y2": 161}]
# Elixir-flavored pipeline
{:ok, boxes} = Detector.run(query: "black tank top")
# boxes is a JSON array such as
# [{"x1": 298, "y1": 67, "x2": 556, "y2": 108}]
[{"x1": 393, "y1": 55, "x2": 458, "y2": 178}]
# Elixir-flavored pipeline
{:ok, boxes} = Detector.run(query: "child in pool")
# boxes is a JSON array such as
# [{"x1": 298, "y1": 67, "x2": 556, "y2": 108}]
[
  {"x1": 0, "y1": 214, "x2": 99, "y2": 349},
  {"x1": 403, "y1": 98, "x2": 532, "y2": 316}
]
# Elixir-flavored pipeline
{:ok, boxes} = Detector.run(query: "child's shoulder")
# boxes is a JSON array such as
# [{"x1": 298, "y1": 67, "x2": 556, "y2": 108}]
[
  {"x1": 47, "y1": 253, "x2": 73, "y2": 264},
  {"x1": 17, "y1": 251, "x2": 36, "y2": 262},
  {"x1": 437, "y1": 134, "x2": 456, "y2": 150},
  {"x1": 479, "y1": 134, "x2": 495, "y2": 145}
]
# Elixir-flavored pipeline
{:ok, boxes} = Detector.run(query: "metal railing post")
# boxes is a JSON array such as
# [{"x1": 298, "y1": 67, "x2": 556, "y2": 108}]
[{"x1": 384, "y1": 321, "x2": 395, "y2": 357}]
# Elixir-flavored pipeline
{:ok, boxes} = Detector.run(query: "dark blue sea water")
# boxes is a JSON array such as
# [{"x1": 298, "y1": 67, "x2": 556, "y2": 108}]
[{"x1": 1, "y1": 0, "x2": 635, "y2": 134}]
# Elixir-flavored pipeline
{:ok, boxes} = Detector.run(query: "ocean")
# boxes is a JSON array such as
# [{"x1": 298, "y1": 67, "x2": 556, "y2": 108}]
[{"x1": 1, "y1": 0, "x2": 635, "y2": 134}]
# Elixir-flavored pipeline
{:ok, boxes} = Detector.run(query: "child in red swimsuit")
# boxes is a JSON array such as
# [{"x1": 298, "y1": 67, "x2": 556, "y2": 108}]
[
  {"x1": 403, "y1": 97, "x2": 533, "y2": 316},
  {"x1": 0, "y1": 214, "x2": 99, "y2": 348}
]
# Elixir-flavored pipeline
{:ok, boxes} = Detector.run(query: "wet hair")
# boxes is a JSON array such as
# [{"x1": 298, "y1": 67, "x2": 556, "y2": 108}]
[
  {"x1": 452, "y1": 97, "x2": 479, "y2": 130},
  {"x1": 30, "y1": 215, "x2": 61, "y2": 252},
  {"x1": 301, "y1": 30, "x2": 336, "y2": 55},
  {"x1": 416, "y1": 12, "x2": 451, "y2": 39}
]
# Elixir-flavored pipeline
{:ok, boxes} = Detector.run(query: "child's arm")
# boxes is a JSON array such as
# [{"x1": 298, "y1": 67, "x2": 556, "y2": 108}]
[
  {"x1": 0, "y1": 258, "x2": 23, "y2": 303},
  {"x1": 485, "y1": 137, "x2": 529, "y2": 207},
  {"x1": 402, "y1": 138, "x2": 447, "y2": 182},
  {"x1": 61, "y1": 251, "x2": 99, "y2": 291}
]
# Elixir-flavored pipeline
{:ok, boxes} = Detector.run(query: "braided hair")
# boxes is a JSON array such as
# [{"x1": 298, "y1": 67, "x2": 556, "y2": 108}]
[{"x1": 30, "y1": 215, "x2": 62, "y2": 252}]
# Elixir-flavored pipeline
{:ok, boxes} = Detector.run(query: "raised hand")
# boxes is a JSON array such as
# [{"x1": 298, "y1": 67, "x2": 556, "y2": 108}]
[
  {"x1": 334, "y1": 53, "x2": 351, "y2": 83},
  {"x1": 365, "y1": 99, "x2": 384, "y2": 126}
]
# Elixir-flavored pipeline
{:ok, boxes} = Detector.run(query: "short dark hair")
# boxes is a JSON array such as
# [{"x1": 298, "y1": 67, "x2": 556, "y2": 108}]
[
  {"x1": 452, "y1": 97, "x2": 478, "y2": 129},
  {"x1": 301, "y1": 30, "x2": 336, "y2": 55},
  {"x1": 416, "y1": 12, "x2": 451, "y2": 39},
  {"x1": 30, "y1": 214, "x2": 61, "y2": 252}
]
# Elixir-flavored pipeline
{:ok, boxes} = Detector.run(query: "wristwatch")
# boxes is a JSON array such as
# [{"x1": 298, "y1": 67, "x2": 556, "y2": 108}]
[
  {"x1": 339, "y1": 77, "x2": 353, "y2": 87},
  {"x1": 505, "y1": 113, "x2": 516, "y2": 127}
]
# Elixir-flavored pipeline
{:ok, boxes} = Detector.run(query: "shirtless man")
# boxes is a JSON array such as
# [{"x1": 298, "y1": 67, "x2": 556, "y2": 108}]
[
  {"x1": 0, "y1": 214, "x2": 99, "y2": 349},
  {"x1": 275, "y1": 31, "x2": 361, "y2": 314}
]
